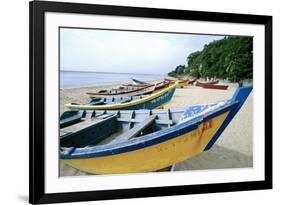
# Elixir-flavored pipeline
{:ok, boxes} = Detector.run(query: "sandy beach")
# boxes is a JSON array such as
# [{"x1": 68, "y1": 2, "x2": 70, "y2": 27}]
[{"x1": 59, "y1": 82, "x2": 253, "y2": 176}]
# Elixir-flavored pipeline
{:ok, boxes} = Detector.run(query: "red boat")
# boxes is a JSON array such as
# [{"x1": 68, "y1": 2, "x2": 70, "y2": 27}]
[
  {"x1": 195, "y1": 80, "x2": 219, "y2": 87},
  {"x1": 201, "y1": 84, "x2": 228, "y2": 90}
]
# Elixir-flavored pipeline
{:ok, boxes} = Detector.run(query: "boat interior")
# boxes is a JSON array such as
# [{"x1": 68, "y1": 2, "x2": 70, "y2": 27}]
[
  {"x1": 60, "y1": 100, "x2": 231, "y2": 149},
  {"x1": 87, "y1": 94, "x2": 149, "y2": 105},
  {"x1": 60, "y1": 109, "x2": 184, "y2": 148},
  {"x1": 96, "y1": 85, "x2": 151, "y2": 94}
]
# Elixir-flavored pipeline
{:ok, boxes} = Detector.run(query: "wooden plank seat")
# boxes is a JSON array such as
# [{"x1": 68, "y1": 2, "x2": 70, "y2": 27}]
[
  {"x1": 109, "y1": 115, "x2": 157, "y2": 144},
  {"x1": 89, "y1": 99, "x2": 105, "y2": 105},
  {"x1": 117, "y1": 117, "x2": 173, "y2": 126},
  {"x1": 103, "y1": 97, "x2": 132, "y2": 104},
  {"x1": 119, "y1": 98, "x2": 132, "y2": 104}
]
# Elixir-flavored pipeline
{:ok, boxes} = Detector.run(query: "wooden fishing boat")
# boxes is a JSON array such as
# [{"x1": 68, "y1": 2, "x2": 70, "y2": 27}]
[
  {"x1": 195, "y1": 80, "x2": 219, "y2": 87},
  {"x1": 163, "y1": 77, "x2": 177, "y2": 83},
  {"x1": 121, "y1": 83, "x2": 149, "y2": 87},
  {"x1": 188, "y1": 79, "x2": 196, "y2": 85},
  {"x1": 164, "y1": 78, "x2": 189, "y2": 88},
  {"x1": 123, "y1": 79, "x2": 171, "y2": 89},
  {"x1": 122, "y1": 79, "x2": 152, "y2": 87},
  {"x1": 131, "y1": 78, "x2": 150, "y2": 85},
  {"x1": 60, "y1": 86, "x2": 252, "y2": 174},
  {"x1": 164, "y1": 77, "x2": 191, "y2": 88},
  {"x1": 201, "y1": 84, "x2": 229, "y2": 90},
  {"x1": 65, "y1": 83, "x2": 176, "y2": 110},
  {"x1": 176, "y1": 79, "x2": 189, "y2": 88},
  {"x1": 86, "y1": 84, "x2": 156, "y2": 98}
]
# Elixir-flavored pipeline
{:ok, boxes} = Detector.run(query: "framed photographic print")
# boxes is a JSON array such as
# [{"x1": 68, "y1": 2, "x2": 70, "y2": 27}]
[{"x1": 29, "y1": 0, "x2": 272, "y2": 204}]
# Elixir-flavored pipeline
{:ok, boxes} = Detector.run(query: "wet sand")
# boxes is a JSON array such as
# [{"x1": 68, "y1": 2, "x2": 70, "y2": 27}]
[{"x1": 60, "y1": 83, "x2": 253, "y2": 176}]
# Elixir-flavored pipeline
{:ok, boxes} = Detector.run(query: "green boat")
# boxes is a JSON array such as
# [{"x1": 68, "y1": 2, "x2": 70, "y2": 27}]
[{"x1": 65, "y1": 83, "x2": 176, "y2": 110}]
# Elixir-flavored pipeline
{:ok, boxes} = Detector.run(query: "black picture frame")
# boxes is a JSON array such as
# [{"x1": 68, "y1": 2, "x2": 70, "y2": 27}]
[{"x1": 29, "y1": 0, "x2": 272, "y2": 204}]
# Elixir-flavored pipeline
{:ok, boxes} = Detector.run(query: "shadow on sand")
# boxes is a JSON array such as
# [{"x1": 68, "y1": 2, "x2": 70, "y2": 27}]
[{"x1": 174, "y1": 144, "x2": 253, "y2": 171}]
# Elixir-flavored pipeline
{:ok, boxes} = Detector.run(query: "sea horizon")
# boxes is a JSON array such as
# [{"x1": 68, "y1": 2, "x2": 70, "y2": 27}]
[
  {"x1": 60, "y1": 70, "x2": 166, "y2": 89},
  {"x1": 61, "y1": 69, "x2": 165, "y2": 76}
]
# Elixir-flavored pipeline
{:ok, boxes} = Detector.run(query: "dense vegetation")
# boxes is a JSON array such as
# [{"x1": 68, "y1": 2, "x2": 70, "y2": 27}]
[{"x1": 168, "y1": 36, "x2": 253, "y2": 82}]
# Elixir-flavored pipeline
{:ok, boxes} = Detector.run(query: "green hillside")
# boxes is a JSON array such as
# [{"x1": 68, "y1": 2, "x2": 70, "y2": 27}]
[{"x1": 168, "y1": 36, "x2": 253, "y2": 82}]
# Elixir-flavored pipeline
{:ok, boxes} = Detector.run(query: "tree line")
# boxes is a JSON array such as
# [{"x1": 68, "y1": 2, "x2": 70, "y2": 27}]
[{"x1": 168, "y1": 36, "x2": 253, "y2": 82}]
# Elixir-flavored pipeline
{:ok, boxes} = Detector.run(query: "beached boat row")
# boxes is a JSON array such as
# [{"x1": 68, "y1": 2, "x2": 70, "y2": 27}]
[
  {"x1": 60, "y1": 77, "x2": 251, "y2": 174},
  {"x1": 85, "y1": 77, "x2": 227, "y2": 103},
  {"x1": 66, "y1": 77, "x2": 196, "y2": 111},
  {"x1": 86, "y1": 78, "x2": 171, "y2": 98},
  {"x1": 60, "y1": 86, "x2": 252, "y2": 174}
]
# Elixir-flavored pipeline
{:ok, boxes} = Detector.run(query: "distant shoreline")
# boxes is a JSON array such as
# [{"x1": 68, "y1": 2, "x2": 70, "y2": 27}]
[
  {"x1": 61, "y1": 70, "x2": 167, "y2": 76},
  {"x1": 60, "y1": 82, "x2": 122, "y2": 90},
  {"x1": 60, "y1": 79, "x2": 159, "y2": 90}
]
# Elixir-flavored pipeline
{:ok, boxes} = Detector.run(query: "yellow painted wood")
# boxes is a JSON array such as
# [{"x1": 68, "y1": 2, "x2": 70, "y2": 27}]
[
  {"x1": 176, "y1": 81, "x2": 189, "y2": 88},
  {"x1": 62, "y1": 111, "x2": 229, "y2": 174},
  {"x1": 65, "y1": 83, "x2": 176, "y2": 110}
]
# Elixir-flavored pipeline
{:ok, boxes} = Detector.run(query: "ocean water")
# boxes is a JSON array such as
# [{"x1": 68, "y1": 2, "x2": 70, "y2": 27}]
[{"x1": 60, "y1": 71, "x2": 165, "y2": 89}]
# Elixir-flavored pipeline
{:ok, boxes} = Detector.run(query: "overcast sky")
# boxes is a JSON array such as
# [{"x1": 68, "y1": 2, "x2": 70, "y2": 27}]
[{"x1": 60, "y1": 28, "x2": 224, "y2": 75}]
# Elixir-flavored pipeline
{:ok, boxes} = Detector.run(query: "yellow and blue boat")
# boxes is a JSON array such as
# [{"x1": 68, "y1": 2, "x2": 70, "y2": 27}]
[
  {"x1": 60, "y1": 86, "x2": 252, "y2": 174},
  {"x1": 176, "y1": 79, "x2": 189, "y2": 88},
  {"x1": 164, "y1": 77, "x2": 189, "y2": 88},
  {"x1": 65, "y1": 83, "x2": 176, "y2": 110}
]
